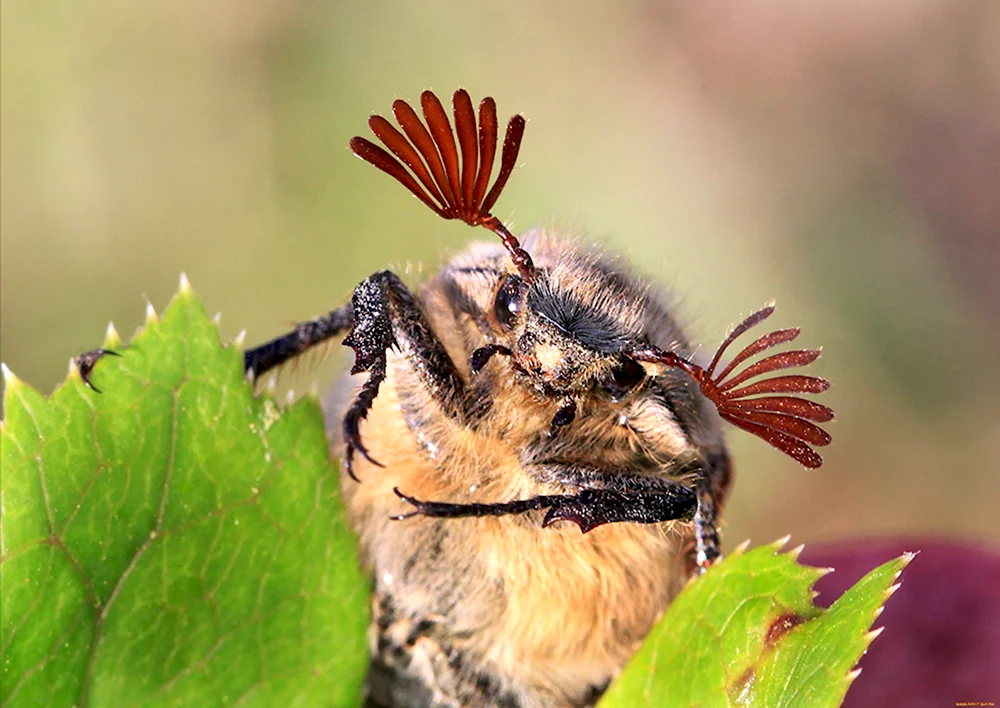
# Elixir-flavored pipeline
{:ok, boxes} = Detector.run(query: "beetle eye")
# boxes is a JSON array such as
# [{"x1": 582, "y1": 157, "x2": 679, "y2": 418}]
[
  {"x1": 605, "y1": 357, "x2": 645, "y2": 398},
  {"x1": 493, "y1": 275, "x2": 524, "y2": 331}
]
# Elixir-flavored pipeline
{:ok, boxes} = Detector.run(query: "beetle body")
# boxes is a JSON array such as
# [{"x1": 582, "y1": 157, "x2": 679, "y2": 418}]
[
  {"x1": 230, "y1": 89, "x2": 832, "y2": 708},
  {"x1": 335, "y1": 233, "x2": 730, "y2": 706}
]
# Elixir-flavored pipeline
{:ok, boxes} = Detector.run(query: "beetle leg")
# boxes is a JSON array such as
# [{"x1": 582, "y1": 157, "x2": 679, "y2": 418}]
[
  {"x1": 243, "y1": 270, "x2": 467, "y2": 480},
  {"x1": 392, "y1": 466, "x2": 696, "y2": 532},
  {"x1": 243, "y1": 305, "x2": 354, "y2": 379},
  {"x1": 339, "y1": 270, "x2": 467, "y2": 480},
  {"x1": 691, "y1": 478, "x2": 722, "y2": 572},
  {"x1": 76, "y1": 349, "x2": 121, "y2": 393}
]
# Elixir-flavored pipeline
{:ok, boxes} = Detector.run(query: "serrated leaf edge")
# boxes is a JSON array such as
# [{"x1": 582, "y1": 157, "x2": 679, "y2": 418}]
[
  {"x1": 843, "y1": 552, "x2": 915, "y2": 685},
  {"x1": 104, "y1": 322, "x2": 122, "y2": 348},
  {"x1": 1, "y1": 276, "x2": 259, "y2": 408}
]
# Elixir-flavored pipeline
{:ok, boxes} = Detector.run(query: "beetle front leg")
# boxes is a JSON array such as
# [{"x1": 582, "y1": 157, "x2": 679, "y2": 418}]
[
  {"x1": 340, "y1": 270, "x2": 467, "y2": 480},
  {"x1": 76, "y1": 349, "x2": 121, "y2": 393},
  {"x1": 243, "y1": 305, "x2": 354, "y2": 379}
]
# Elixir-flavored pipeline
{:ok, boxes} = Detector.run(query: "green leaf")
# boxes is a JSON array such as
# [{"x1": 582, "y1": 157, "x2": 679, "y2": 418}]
[
  {"x1": 598, "y1": 539, "x2": 911, "y2": 708},
  {"x1": 1, "y1": 278, "x2": 370, "y2": 707}
]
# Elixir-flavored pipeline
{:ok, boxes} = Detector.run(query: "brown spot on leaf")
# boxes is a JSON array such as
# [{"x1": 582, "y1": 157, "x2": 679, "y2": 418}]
[
  {"x1": 766, "y1": 612, "x2": 806, "y2": 647},
  {"x1": 730, "y1": 666, "x2": 756, "y2": 704}
]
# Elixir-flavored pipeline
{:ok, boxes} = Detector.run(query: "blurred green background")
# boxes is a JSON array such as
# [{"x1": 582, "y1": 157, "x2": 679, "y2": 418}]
[{"x1": 3, "y1": 1, "x2": 999, "y2": 550}]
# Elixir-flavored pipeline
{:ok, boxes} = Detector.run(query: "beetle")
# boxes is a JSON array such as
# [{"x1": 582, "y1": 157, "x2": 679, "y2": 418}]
[{"x1": 81, "y1": 88, "x2": 833, "y2": 708}]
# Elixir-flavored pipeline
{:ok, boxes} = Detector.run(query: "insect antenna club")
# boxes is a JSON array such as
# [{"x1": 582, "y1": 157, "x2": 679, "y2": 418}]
[{"x1": 241, "y1": 89, "x2": 835, "y2": 708}]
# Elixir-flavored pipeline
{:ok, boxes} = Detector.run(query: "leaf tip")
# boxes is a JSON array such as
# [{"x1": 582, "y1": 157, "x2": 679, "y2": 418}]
[
  {"x1": 145, "y1": 300, "x2": 159, "y2": 325},
  {"x1": 212, "y1": 312, "x2": 223, "y2": 326},
  {"x1": 233, "y1": 329, "x2": 247, "y2": 348},
  {"x1": 732, "y1": 538, "x2": 752, "y2": 555},
  {"x1": 285, "y1": 389, "x2": 297, "y2": 405},
  {"x1": 787, "y1": 543, "x2": 806, "y2": 561},
  {"x1": 104, "y1": 321, "x2": 122, "y2": 348},
  {"x1": 883, "y1": 552, "x2": 916, "y2": 595},
  {"x1": 863, "y1": 625, "x2": 885, "y2": 645},
  {"x1": 885, "y1": 581, "x2": 903, "y2": 600},
  {"x1": 1, "y1": 362, "x2": 23, "y2": 392},
  {"x1": 771, "y1": 535, "x2": 793, "y2": 553},
  {"x1": 178, "y1": 271, "x2": 193, "y2": 294},
  {"x1": 845, "y1": 667, "x2": 863, "y2": 686}
]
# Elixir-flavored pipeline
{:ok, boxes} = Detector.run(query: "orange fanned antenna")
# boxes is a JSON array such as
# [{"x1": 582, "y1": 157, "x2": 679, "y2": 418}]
[
  {"x1": 350, "y1": 89, "x2": 534, "y2": 281},
  {"x1": 633, "y1": 304, "x2": 834, "y2": 468}
]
